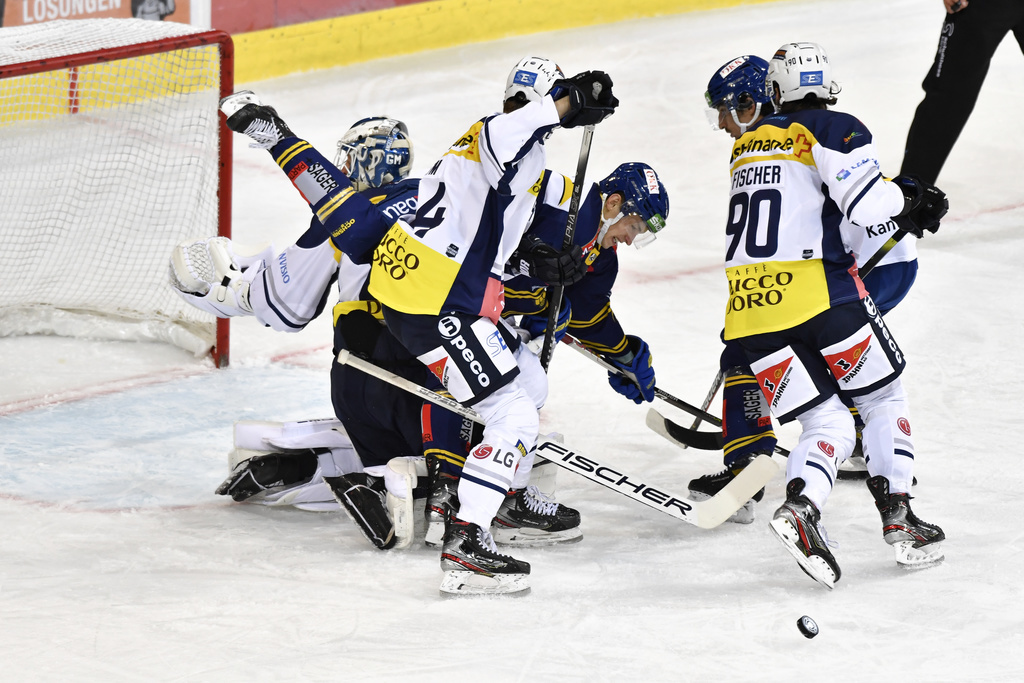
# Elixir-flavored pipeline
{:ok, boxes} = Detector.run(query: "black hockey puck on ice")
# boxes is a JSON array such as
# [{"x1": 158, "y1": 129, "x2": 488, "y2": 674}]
[{"x1": 797, "y1": 616, "x2": 819, "y2": 639}]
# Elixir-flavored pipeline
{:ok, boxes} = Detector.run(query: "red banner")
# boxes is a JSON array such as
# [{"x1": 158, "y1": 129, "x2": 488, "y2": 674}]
[{"x1": 2, "y1": 0, "x2": 192, "y2": 28}]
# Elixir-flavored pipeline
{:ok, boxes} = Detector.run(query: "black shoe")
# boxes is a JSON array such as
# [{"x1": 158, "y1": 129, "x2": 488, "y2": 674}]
[
  {"x1": 439, "y1": 518, "x2": 530, "y2": 595},
  {"x1": 768, "y1": 478, "x2": 841, "y2": 589},
  {"x1": 688, "y1": 452, "x2": 766, "y2": 524},
  {"x1": 424, "y1": 464, "x2": 460, "y2": 548},
  {"x1": 866, "y1": 475, "x2": 944, "y2": 567},
  {"x1": 491, "y1": 486, "x2": 582, "y2": 546}
]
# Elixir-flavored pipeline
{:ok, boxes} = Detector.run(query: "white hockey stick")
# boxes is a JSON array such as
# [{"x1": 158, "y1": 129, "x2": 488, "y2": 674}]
[
  {"x1": 679, "y1": 369, "x2": 724, "y2": 449},
  {"x1": 336, "y1": 349, "x2": 781, "y2": 529}
]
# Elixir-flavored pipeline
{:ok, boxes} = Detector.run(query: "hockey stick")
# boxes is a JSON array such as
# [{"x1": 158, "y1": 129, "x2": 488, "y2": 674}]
[
  {"x1": 857, "y1": 230, "x2": 907, "y2": 281},
  {"x1": 646, "y1": 408, "x2": 791, "y2": 457},
  {"x1": 678, "y1": 369, "x2": 724, "y2": 449},
  {"x1": 540, "y1": 124, "x2": 595, "y2": 371},
  {"x1": 335, "y1": 349, "x2": 780, "y2": 529},
  {"x1": 562, "y1": 335, "x2": 722, "y2": 426}
]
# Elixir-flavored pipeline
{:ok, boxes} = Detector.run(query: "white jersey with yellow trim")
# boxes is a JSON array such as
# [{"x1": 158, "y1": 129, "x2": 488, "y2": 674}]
[
  {"x1": 368, "y1": 97, "x2": 561, "y2": 323},
  {"x1": 723, "y1": 108, "x2": 906, "y2": 340}
]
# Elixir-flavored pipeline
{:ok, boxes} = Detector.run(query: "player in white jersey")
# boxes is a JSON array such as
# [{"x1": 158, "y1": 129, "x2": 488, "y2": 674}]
[
  {"x1": 171, "y1": 107, "x2": 584, "y2": 555},
  {"x1": 212, "y1": 58, "x2": 618, "y2": 594},
  {"x1": 691, "y1": 53, "x2": 934, "y2": 520},
  {"x1": 709, "y1": 43, "x2": 948, "y2": 588}
]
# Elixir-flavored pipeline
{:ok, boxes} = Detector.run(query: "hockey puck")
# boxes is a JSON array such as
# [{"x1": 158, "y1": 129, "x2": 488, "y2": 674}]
[{"x1": 797, "y1": 616, "x2": 819, "y2": 639}]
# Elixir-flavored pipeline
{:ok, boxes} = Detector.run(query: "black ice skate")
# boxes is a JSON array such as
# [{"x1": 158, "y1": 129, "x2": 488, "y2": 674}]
[
  {"x1": 491, "y1": 485, "x2": 582, "y2": 547},
  {"x1": 219, "y1": 90, "x2": 295, "y2": 150},
  {"x1": 215, "y1": 452, "x2": 317, "y2": 502},
  {"x1": 768, "y1": 478, "x2": 841, "y2": 590},
  {"x1": 688, "y1": 451, "x2": 766, "y2": 524},
  {"x1": 439, "y1": 518, "x2": 530, "y2": 596},
  {"x1": 323, "y1": 473, "x2": 396, "y2": 551},
  {"x1": 866, "y1": 475, "x2": 944, "y2": 567},
  {"x1": 424, "y1": 461, "x2": 460, "y2": 548}
]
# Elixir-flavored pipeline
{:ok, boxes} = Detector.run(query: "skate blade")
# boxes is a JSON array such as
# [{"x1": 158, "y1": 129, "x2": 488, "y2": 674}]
[
  {"x1": 219, "y1": 90, "x2": 261, "y2": 118},
  {"x1": 492, "y1": 526, "x2": 583, "y2": 547},
  {"x1": 892, "y1": 540, "x2": 945, "y2": 568},
  {"x1": 439, "y1": 570, "x2": 530, "y2": 597},
  {"x1": 424, "y1": 521, "x2": 444, "y2": 548},
  {"x1": 769, "y1": 518, "x2": 837, "y2": 590}
]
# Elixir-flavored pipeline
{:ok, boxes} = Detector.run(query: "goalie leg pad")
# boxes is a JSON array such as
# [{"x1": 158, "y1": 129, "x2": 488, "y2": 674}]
[
  {"x1": 384, "y1": 456, "x2": 427, "y2": 549},
  {"x1": 323, "y1": 474, "x2": 396, "y2": 550}
]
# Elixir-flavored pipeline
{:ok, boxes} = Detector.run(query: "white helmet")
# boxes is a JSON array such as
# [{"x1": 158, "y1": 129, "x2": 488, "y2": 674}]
[
  {"x1": 504, "y1": 56, "x2": 565, "y2": 106},
  {"x1": 766, "y1": 42, "x2": 839, "y2": 106}
]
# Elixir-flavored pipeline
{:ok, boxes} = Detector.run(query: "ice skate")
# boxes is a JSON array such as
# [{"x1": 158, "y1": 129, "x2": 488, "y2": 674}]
[
  {"x1": 424, "y1": 465, "x2": 460, "y2": 548},
  {"x1": 491, "y1": 485, "x2": 582, "y2": 547},
  {"x1": 688, "y1": 451, "x2": 766, "y2": 524},
  {"x1": 219, "y1": 90, "x2": 294, "y2": 150},
  {"x1": 439, "y1": 518, "x2": 530, "y2": 596},
  {"x1": 866, "y1": 475, "x2": 944, "y2": 567},
  {"x1": 768, "y1": 478, "x2": 841, "y2": 590}
]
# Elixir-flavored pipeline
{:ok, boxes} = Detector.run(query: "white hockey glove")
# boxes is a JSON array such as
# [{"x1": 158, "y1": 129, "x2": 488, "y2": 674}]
[{"x1": 169, "y1": 236, "x2": 255, "y2": 318}]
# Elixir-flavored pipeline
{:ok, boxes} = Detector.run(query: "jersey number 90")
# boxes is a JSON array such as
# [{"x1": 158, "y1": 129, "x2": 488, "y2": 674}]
[{"x1": 726, "y1": 189, "x2": 781, "y2": 261}]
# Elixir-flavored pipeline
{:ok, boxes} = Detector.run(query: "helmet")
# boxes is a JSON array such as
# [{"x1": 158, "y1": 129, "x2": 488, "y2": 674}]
[
  {"x1": 504, "y1": 56, "x2": 565, "y2": 107},
  {"x1": 766, "y1": 42, "x2": 839, "y2": 106},
  {"x1": 599, "y1": 162, "x2": 669, "y2": 247},
  {"x1": 334, "y1": 116, "x2": 413, "y2": 192},
  {"x1": 705, "y1": 55, "x2": 772, "y2": 133}
]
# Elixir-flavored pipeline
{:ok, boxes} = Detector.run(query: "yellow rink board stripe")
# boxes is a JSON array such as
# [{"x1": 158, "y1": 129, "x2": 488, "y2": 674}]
[{"x1": 234, "y1": 0, "x2": 784, "y2": 84}]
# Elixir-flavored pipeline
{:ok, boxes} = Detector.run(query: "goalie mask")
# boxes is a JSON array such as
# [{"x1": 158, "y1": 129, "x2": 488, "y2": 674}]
[
  {"x1": 705, "y1": 55, "x2": 772, "y2": 135},
  {"x1": 766, "y1": 42, "x2": 840, "y2": 106},
  {"x1": 598, "y1": 162, "x2": 669, "y2": 249},
  {"x1": 504, "y1": 56, "x2": 565, "y2": 108},
  {"x1": 334, "y1": 116, "x2": 414, "y2": 192}
]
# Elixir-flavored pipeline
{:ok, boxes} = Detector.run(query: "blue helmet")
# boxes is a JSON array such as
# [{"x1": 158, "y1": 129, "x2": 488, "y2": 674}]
[
  {"x1": 705, "y1": 54, "x2": 772, "y2": 111},
  {"x1": 705, "y1": 55, "x2": 772, "y2": 133},
  {"x1": 599, "y1": 162, "x2": 669, "y2": 236},
  {"x1": 334, "y1": 116, "x2": 414, "y2": 191}
]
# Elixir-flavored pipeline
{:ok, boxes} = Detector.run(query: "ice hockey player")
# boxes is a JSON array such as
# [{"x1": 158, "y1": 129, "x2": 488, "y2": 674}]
[
  {"x1": 190, "y1": 56, "x2": 619, "y2": 595},
  {"x1": 421, "y1": 60, "x2": 669, "y2": 550},
  {"x1": 691, "y1": 52, "x2": 933, "y2": 522},
  {"x1": 171, "y1": 111, "x2": 582, "y2": 558},
  {"x1": 707, "y1": 42, "x2": 947, "y2": 588}
]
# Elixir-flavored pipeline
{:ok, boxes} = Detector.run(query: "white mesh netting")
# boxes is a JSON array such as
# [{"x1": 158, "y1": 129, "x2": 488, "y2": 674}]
[{"x1": 0, "y1": 19, "x2": 226, "y2": 357}]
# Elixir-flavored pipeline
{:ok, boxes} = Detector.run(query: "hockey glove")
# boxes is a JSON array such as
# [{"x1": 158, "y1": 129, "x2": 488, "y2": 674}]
[
  {"x1": 521, "y1": 296, "x2": 572, "y2": 345},
  {"x1": 509, "y1": 233, "x2": 588, "y2": 285},
  {"x1": 553, "y1": 71, "x2": 619, "y2": 129},
  {"x1": 892, "y1": 174, "x2": 948, "y2": 238},
  {"x1": 606, "y1": 335, "x2": 656, "y2": 404}
]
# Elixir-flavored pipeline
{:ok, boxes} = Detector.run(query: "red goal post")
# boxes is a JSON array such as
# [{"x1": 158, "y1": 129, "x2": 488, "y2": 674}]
[{"x1": 0, "y1": 19, "x2": 234, "y2": 366}]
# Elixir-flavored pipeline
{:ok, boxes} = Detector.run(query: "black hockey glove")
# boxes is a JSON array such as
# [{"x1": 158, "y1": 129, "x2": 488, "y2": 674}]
[
  {"x1": 553, "y1": 71, "x2": 619, "y2": 128},
  {"x1": 509, "y1": 233, "x2": 588, "y2": 285},
  {"x1": 892, "y1": 174, "x2": 948, "y2": 238}
]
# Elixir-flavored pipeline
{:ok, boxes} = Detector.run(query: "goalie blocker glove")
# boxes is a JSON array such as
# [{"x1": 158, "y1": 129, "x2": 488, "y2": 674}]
[
  {"x1": 509, "y1": 233, "x2": 587, "y2": 285},
  {"x1": 607, "y1": 335, "x2": 656, "y2": 404},
  {"x1": 892, "y1": 174, "x2": 948, "y2": 238},
  {"x1": 553, "y1": 71, "x2": 619, "y2": 128}
]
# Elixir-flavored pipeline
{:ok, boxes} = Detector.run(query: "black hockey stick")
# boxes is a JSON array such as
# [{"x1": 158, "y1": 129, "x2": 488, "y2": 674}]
[
  {"x1": 647, "y1": 409, "x2": 791, "y2": 457},
  {"x1": 335, "y1": 349, "x2": 781, "y2": 528},
  {"x1": 540, "y1": 124, "x2": 595, "y2": 371},
  {"x1": 562, "y1": 335, "x2": 722, "y2": 426},
  {"x1": 678, "y1": 368, "x2": 724, "y2": 449}
]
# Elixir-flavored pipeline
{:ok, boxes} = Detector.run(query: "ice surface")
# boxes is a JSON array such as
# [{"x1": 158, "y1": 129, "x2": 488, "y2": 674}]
[{"x1": 2, "y1": 0, "x2": 1022, "y2": 679}]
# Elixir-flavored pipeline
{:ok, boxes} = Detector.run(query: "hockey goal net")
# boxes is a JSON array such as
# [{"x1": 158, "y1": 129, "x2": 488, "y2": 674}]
[{"x1": 0, "y1": 19, "x2": 233, "y2": 366}]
